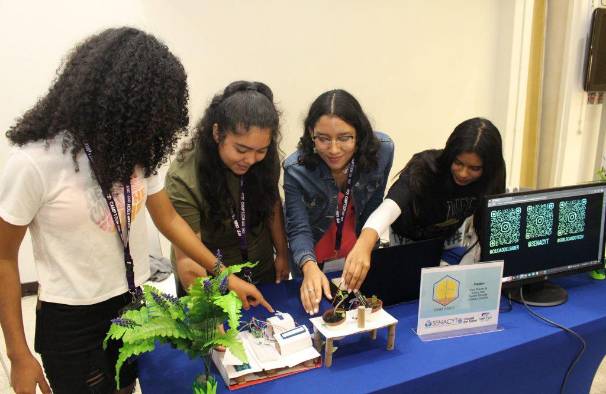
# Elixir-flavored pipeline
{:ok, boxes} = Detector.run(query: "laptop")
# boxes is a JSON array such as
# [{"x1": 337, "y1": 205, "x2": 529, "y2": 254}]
[{"x1": 358, "y1": 238, "x2": 444, "y2": 306}]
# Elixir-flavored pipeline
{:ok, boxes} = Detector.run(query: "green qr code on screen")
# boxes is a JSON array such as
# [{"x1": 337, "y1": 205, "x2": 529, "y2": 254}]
[
  {"x1": 489, "y1": 207, "x2": 521, "y2": 248},
  {"x1": 525, "y1": 203, "x2": 554, "y2": 240},
  {"x1": 557, "y1": 198, "x2": 587, "y2": 236}
]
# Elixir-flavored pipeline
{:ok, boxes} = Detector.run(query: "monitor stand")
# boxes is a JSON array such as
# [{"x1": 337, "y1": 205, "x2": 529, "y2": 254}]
[{"x1": 507, "y1": 281, "x2": 568, "y2": 307}]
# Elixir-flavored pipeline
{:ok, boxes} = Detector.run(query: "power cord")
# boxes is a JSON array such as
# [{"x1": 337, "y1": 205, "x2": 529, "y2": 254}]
[{"x1": 519, "y1": 287, "x2": 586, "y2": 394}]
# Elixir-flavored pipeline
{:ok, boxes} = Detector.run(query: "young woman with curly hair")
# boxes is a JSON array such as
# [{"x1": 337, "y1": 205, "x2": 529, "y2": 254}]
[
  {"x1": 166, "y1": 81, "x2": 289, "y2": 296},
  {"x1": 342, "y1": 117, "x2": 506, "y2": 292},
  {"x1": 0, "y1": 28, "x2": 271, "y2": 394},
  {"x1": 283, "y1": 89, "x2": 394, "y2": 315}
]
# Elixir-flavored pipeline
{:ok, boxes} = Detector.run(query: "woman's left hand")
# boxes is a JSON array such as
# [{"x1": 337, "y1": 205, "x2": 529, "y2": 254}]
[
  {"x1": 228, "y1": 275, "x2": 274, "y2": 312},
  {"x1": 274, "y1": 254, "x2": 290, "y2": 284}
]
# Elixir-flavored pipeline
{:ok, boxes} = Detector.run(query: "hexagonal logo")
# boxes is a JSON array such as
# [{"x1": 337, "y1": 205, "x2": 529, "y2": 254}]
[{"x1": 433, "y1": 275, "x2": 460, "y2": 306}]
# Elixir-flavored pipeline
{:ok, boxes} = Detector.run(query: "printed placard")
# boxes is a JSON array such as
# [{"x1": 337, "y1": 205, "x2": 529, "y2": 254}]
[{"x1": 416, "y1": 261, "x2": 503, "y2": 339}]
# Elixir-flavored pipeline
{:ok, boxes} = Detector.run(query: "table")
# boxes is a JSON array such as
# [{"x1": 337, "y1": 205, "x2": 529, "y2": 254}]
[{"x1": 138, "y1": 274, "x2": 606, "y2": 393}]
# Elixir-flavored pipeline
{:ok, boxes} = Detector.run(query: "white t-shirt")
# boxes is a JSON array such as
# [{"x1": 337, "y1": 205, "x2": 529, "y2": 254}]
[{"x1": 0, "y1": 134, "x2": 163, "y2": 305}]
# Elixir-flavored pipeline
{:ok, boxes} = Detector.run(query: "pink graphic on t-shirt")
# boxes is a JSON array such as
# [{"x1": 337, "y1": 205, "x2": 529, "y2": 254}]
[{"x1": 88, "y1": 174, "x2": 146, "y2": 233}]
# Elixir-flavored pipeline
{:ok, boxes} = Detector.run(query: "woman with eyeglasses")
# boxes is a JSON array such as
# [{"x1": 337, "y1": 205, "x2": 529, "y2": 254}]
[
  {"x1": 283, "y1": 89, "x2": 394, "y2": 315},
  {"x1": 166, "y1": 81, "x2": 290, "y2": 297},
  {"x1": 341, "y1": 117, "x2": 506, "y2": 292}
]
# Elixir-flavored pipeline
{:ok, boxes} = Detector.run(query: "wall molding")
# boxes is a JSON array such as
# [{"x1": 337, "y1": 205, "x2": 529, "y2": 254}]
[{"x1": 503, "y1": 0, "x2": 535, "y2": 190}]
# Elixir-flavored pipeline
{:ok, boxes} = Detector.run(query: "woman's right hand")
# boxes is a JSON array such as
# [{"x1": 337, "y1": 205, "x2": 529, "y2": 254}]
[
  {"x1": 300, "y1": 260, "x2": 332, "y2": 315},
  {"x1": 227, "y1": 274, "x2": 274, "y2": 312},
  {"x1": 341, "y1": 228, "x2": 377, "y2": 292},
  {"x1": 10, "y1": 352, "x2": 51, "y2": 394}
]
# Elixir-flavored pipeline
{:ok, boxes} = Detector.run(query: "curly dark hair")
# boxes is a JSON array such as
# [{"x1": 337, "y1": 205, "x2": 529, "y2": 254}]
[
  {"x1": 181, "y1": 81, "x2": 281, "y2": 229},
  {"x1": 6, "y1": 27, "x2": 189, "y2": 191},
  {"x1": 297, "y1": 89, "x2": 380, "y2": 173}
]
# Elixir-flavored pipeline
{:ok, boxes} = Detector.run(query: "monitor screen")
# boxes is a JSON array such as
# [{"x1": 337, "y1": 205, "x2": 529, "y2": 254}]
[{"x1": 480, "y1": 182, "x2": 606, "y2": 287}]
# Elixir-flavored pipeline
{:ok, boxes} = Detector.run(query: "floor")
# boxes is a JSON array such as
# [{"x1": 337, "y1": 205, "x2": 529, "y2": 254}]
[{"x1": 0, "y1": 275, "x2": 604, "y2": 394}]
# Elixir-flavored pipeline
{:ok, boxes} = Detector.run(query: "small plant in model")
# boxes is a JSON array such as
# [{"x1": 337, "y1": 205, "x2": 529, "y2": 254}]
[{"x1": 322, "y1": 289, "x2": 349, "y2": 325}]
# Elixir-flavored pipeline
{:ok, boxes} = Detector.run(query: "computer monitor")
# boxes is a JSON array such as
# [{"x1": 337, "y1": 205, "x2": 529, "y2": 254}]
[{"x1": 479, "y1": 182, "x2": 606, "y2": 306}]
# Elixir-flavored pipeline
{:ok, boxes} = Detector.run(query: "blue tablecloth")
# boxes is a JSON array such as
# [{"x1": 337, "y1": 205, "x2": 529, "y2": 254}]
[{"x1": 138, "y1": 275, "x2": 606, "y2": 393}]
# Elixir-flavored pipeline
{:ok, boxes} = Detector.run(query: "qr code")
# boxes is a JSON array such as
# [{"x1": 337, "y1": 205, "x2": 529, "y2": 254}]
[
  {"x1": 525, "y1": 203, "x2": 554, "y2": 239},
  {"x1": 557, "y1": 198, "x2": 587, "y2": 236},
  {"x1": 489, "y1": 207, "x2": 521, "y2": 247}
]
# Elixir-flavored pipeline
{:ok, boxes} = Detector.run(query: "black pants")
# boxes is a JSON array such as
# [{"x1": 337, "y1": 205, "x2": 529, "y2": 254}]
[{"x1": 35, "y1": 293, "x2": 137, "y2": 394}]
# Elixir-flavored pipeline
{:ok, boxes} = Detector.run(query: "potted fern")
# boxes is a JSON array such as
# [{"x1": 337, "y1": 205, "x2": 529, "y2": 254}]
[{"x1": 104, "y1": 263, "x2": 255, "y2": 394}]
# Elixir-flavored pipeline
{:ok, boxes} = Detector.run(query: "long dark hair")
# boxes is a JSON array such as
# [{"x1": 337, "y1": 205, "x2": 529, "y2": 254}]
[
  {"x1": 438, "y1": 117, "x2": 506, "y2": 194},
  {"x1": 6, "y1": 27, "x2": 189, "y2": 191},
  {"x1": 405, "y1": 117, "x2": 506, "y2": 197},
  {"x1": 297, "y1": 89, "x2": 379, "y2": 173},
  {"x1": 183, "y1": 81, "x2": 281, "y2": 229}
]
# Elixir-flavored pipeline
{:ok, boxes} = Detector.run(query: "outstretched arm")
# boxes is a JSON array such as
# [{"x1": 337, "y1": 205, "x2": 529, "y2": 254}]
[
  {"x1": 173, "y1": 232, "x2": 208, "y2": 292},
  {"x1": 283, "y1": 170, "x2": 331, "y2": 314},
  {"x1": 342, "y1": 199, "x2": 402, "y2": 291},
  {"x1": 146, "y1": 189, "x2": 273, "y2": 312}
]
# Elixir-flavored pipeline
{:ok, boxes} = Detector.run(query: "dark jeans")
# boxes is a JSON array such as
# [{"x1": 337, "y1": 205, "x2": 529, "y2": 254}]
[{"x1": 35, "y1": 292, "x2": 137, "y2": 393}]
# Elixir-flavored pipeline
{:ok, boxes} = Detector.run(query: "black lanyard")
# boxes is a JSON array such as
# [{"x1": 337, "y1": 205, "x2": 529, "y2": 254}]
[
  {"x1": 334, "y1": 158, "x2": 355, "y2": 252},
  {"x1": 82, "y1": 143, "x2": 139, "y2": 298},
  {"x1": 230, "y1": 176, "x2": 252, "y2": 282}
]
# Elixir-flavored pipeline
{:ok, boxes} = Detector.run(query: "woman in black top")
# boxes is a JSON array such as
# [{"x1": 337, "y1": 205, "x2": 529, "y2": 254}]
[{"x1": 341, "y1": 117, "x2": 506, "y2": 291}]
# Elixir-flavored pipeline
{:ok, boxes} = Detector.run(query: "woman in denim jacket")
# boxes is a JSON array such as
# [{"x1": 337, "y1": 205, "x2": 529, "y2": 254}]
[{"x1": 283, "y1": 89, "x2": 394, "y2": 314}]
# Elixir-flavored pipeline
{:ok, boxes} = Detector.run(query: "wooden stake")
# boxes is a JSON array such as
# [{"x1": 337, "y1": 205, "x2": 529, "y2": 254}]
[
  {"x1": 357, "y1": 306, "x2": 365, "y2": 328},
  {"x1": 325, "y1": 338, "x2": 334, "y2": 367},
  {"x1": 387, "y1": 324, "x2": 396, "y2": 350}
]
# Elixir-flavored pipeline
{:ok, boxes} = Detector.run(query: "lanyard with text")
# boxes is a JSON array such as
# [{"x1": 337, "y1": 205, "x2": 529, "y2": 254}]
[
  {"x1": 334, "y1": 158, "x2": 355, "y2": 253},
  {"x1": 231, "y1": 176, "x2": 252, "y2": 282},
  {"x1": 82, "y1": 143, "x2": 140, "y2": 299}
]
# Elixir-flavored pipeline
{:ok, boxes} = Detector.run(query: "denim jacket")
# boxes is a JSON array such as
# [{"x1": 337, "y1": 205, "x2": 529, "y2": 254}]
[{"x1": 283, "y1": 132, "x2": 394, "y2": 271}]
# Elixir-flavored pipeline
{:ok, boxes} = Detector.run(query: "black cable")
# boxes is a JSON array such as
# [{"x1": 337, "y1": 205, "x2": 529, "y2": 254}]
[{"x1": 519, "y1": 287, "x2": 586, "y2": 394}]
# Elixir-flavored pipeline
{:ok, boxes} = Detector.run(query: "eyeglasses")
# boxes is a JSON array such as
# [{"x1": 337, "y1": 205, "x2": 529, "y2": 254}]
[{"x1": 312, "y1": 134, "x2": 355, "y2": 149}]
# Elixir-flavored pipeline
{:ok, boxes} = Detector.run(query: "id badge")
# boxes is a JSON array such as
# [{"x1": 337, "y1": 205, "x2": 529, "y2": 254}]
[{"x1": 322, "y1": 257, "x2": 345, "y2": 274}]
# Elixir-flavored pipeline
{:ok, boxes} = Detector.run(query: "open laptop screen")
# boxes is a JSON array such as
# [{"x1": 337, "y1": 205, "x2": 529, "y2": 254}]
[{"x1": 359, "y1": 238, "x2": 444, "y2": 306}]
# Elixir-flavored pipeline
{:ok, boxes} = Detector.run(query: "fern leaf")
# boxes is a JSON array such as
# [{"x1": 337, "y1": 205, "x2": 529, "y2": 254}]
[
  {"x1": 222, "y1": 338, "x2": 247, "y2": 363},
  {"x1": 219, "y1": 261, "x2": 257, "y2": 279},
  {"x1": 114, "y1": 338, "x2": 156, "y2": 388},
  {"x1": 103, "y1": 324, "x2": 128, "y2": 348},
  {"x1": 121, "y1": 306, "x2": 150, "y2": 326},
  {"x1": 122, "y1": 317, "x2": 190, "y2": 344},
  {"x1": 213, "y1": 292, "x2": 242, "y2": 332}
]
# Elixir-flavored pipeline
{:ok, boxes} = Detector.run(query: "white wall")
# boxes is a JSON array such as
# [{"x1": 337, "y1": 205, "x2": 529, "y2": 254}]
[
  {"x1": 1, "y1": 0, "x2": 520, "y2": 282},
  {"x1": 539, "y1": 0, "x2": 606, "y2": 187}
]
